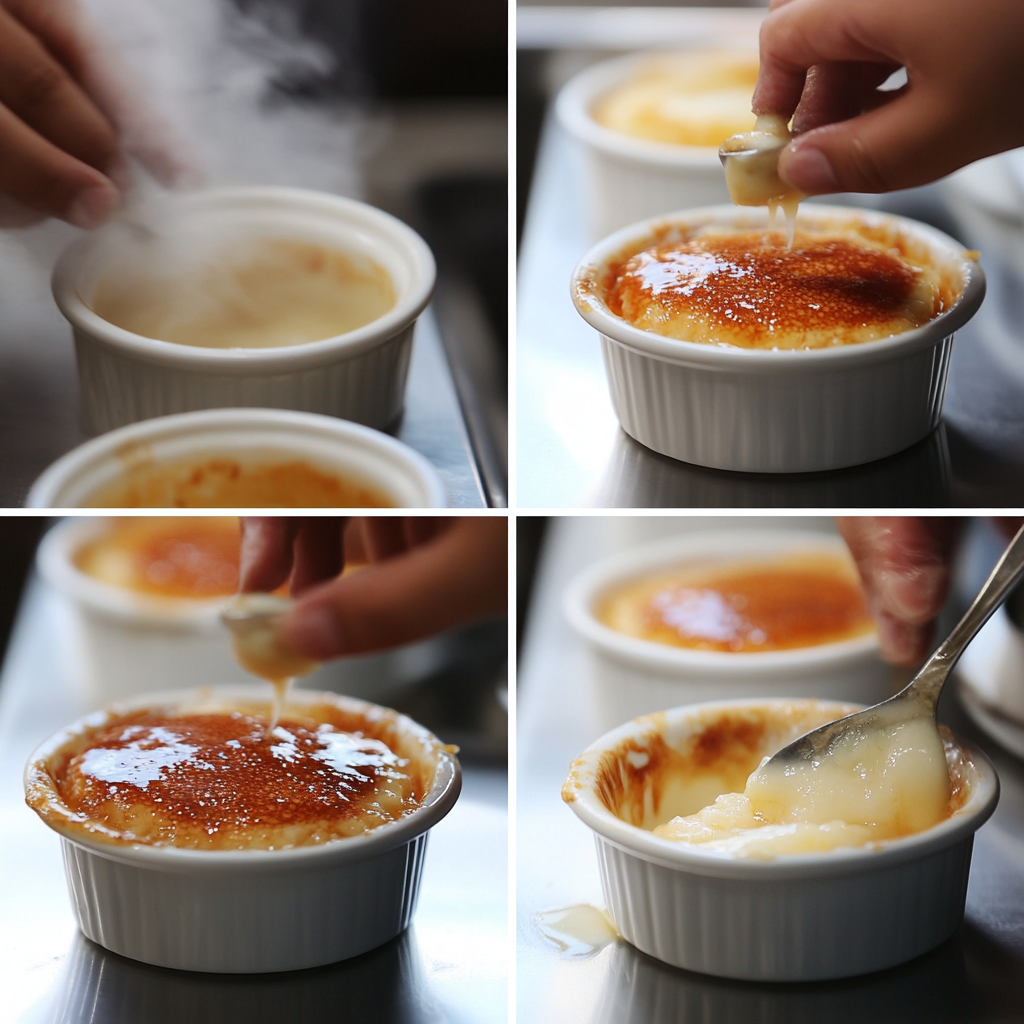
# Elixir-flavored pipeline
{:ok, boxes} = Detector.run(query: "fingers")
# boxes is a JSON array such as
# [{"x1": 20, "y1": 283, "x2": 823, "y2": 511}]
[
  {"x1": 278, "y1": 518, "x2": 508, "y2": 660},
  {"x1": 837, "y1": 517, "x2": 962, "y2": 666},
  {"x1": 238, "y1": 517, "x2": 301, "y2": 594},
  {"x1": 290, "y1": 519, "x2": 346, "y2": 596}
]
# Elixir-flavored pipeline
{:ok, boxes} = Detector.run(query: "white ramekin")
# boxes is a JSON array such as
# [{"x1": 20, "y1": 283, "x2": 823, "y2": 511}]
[
  {"x1": 25, "y1": 686, "x2": 461, "y2": 973},
  {"x1": 564, "y1": 698, "x2": 999, "y2": 981},
  {"x1": 571, "y1": 204, "x2": 986, "y2": 473},
  {"x1": 565, "y1": 529, "x2": 892, "y2": 734},
  {"x1": 556, "y1": 53, "x2": 748, "y2": 240},
  {"x1": 52, "y1": 187, "x2": 436, "y2": 434},
  {"x1": 36, "y1": 517, "x2": 254, "y2": 701},
  {"x1": 25, "y1": 408, "x2": 447, "y2": 508}
]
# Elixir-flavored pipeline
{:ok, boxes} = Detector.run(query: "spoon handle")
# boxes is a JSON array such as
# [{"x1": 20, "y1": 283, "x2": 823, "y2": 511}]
[{"x1": 910, "y1": 523, "x2": 1024, "y2": 707}]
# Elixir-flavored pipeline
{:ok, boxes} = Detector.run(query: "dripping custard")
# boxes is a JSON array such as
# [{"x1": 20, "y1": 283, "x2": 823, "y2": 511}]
[
  {"x1": 25, "y1": 696, "x2": 434, "y2": 851},
  {"x1": 589, "y1": 217, "x2": 960, "y2": 351}
]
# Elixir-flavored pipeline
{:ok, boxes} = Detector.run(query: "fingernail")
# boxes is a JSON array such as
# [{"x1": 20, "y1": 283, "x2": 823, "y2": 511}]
[
  {"x1": 107, "y1": 157, "x2": 133, "y2": 194},
  {"x1": 779, "y1": 144, "x2": 839, "y2": 194},
  {"x1": 67, "y1": 183, "x2": 119, "y2": 230},
  {"x1": 876, "y1": 615, "x2": 927, "y2": 667},
  {"x1": 279, "y1": 604, "x2": 341, "y2": 660}
]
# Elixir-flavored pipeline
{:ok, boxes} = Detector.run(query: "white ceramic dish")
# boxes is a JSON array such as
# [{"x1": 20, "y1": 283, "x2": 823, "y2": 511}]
[
  {"x1": 24, "y1": 685, "x2": 461, "y2": 973},
  {"x1": 565, "y1": 529, "x2": 892, "y2": 734},
  {"x1": 37, "y1": 517, "x2": 254, "y2": 701},
  {"x1": 957, "y1": 606, "x2": 1024, "y2": 760},
  {"x1": 564, "y1": 698, "x2": 999, "y2": 982},
  {"x1": 571, "y1": 204, "x2": 986, "y2": 473},
  {"x1": 24, "y1": 408, "x2": 447, "y2": 508},
  {"x1": 52, "y1": 187, "x2": 436, "y2": 434},
  {"x1": 556, "y1": 53, "x2": 745, "y2": 240}
]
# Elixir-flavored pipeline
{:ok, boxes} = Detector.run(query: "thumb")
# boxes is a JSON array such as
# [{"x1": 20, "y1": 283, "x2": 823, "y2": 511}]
[{"x1": 778, "y1": 91, "x2": 959, "y2": 195}]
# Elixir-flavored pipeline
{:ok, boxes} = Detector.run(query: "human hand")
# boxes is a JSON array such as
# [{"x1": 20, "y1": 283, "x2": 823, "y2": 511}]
[
  {"x1": 753, "y1": 0, "x2": 1024, "y2": 196},
  {"x1": 0, "y1": 0, "x2": 193, "y2": 229},
  {"x1": 239, "y1": 517, "x2": 508, "y2": 661},
  {"x1": 837, "y1": 517, "x2": 965, "y2": 666}
]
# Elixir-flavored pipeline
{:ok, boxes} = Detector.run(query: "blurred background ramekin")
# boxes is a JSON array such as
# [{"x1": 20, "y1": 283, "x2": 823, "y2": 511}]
[
  {"x1": 53, "y1": 187, "x2": 436, "y2": 435},
  {"x1": 564, "y1": 698, "x2": 999, "y2": 981},
  {"x1": 25, "y1": 408, "x2": 447, "y2": 509},
  {"x1": 572, "y1": 204, "x2": 985, "y2": 473},
  {"x1": 555, "y1": 52, "x2": 746, "y2": 240},
  {"x1": 564, "y1": 528, "x2": 892, "y2": 732},
  {"x1": 24, "y1": 686, "x2": 461, "y2": 973}
]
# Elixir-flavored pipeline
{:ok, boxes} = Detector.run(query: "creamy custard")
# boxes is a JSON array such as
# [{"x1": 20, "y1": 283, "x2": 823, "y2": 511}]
[
  {"x1": 74, "y1": 517, "x2": 242, "y2": 598},
  {"x1": 601, "y1": 220, "x2": 947, "y2": 350},
  {"x1": 561, "y1": 702, "x2": 975, "y2": 861},
  {"x1": 26, "y1": 700, "x2": 429, "y2": 850},
  {"x1": 91, "y1": 239, "x2": 396, "y2": 350},
  {"x1": 592, "y1": 52, "x2": 759, "y2": 147},
  {"x1": 597, "y1": 552, "x2": 874, "y2": 652},
  {"x1": 720, "y1": 114, "x2": 804, "y2": 246},
  {"x1": 83, "y1": 457, "x2": 394, "y2": 509}
]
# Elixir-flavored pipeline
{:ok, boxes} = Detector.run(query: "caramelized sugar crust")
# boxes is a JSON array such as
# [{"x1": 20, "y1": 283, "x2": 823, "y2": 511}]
[
  {"x1": 605, "y1": 230, "x2": 941, "y2": 349},
  {"x1": 85, "y1": 458, "x2": 394, "y2": 509},
  {"x1": 74, "y1": 517, "x2": 242, "y2": 598},
  {"x1": 29, "y1": 703, "x2": 431, "y2": 850},
  {"x1": 598, "y1": 553, "x2": 874, "y2": 652}
]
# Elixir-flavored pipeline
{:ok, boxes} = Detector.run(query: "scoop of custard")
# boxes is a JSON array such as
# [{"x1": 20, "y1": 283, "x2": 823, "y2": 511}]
[
  {"x1": 604, "y1": 225, "x2": 944, "y2": 349},
  {"x1": 598, "y1": 552, "x2": 874, "y2": 652},
  {"x1": 654, "y1": 718, "x2": 964, "y2": 858}
]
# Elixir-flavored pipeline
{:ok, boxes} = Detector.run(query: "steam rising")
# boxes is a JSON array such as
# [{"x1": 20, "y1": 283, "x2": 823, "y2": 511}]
[{"x1": 0, "y1": 0, "x2": 369, "y2": 336}]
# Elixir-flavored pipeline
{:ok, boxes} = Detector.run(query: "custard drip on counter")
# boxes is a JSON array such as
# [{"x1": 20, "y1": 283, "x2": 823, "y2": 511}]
[{"x1": 46, "y1": 708, "x2": 420, "y2": 849}]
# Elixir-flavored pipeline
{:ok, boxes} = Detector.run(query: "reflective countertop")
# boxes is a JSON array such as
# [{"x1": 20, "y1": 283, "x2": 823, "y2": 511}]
[
  {"x1": 0, "y1": 576, "x2": 507, "y2": 1024},
  {"x1": 0, "y1": 213, "x2": 484, "y2": 507},
  {"x1": 516, "y1": 113, "x2": 1024, "y2": 508},
  {"x1": 516, "y1": 516, "x2": 1024, "y2": 1024}
]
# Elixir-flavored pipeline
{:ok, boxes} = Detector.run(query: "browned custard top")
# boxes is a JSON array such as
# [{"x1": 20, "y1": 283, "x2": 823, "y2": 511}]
[
  {"x1": 34, "y1": 706, "x2": 425, "y2": 850},
  {"x1": 603, "y1": 229, "x2": 945, "y2": 350},
  {"x1": 598, "y1": 553, "x2": 874, "y2": 652}
]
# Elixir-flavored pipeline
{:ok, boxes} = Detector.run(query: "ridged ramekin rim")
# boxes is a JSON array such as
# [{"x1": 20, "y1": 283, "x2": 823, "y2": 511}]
[
  {"x1": 564, "y1": 697, "x2": 999, "y2": 880},
  {"x1": 51, "y1": 186, "x2": 437, "y2": 372},
  {"x1": 25, "y1": 684, "x2": 462, "y2": 871},
  {"x1": 24, "y1": 407, "x2": 448, "y2": 510},
  {"x1": 563, "y1": 529, "x2": 881, "y2": 674},
  {"x1": 570, "y1": 203, "x2": 986, "y2": 370}
]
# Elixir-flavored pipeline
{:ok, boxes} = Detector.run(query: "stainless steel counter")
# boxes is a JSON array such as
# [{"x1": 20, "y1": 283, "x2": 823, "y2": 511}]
[
  {"x1": 516, "y1": 112, "x2": 1024, "y2": 508},
  {"x1": 517, "y1": 517, "x2": 1024, "y2": 1023},
  {"x1": 0, "y1": 575, "x2": 507, "y2": 1023},
  {"x1": 0, "y1": 215, "x2": 485, "y2": 508}
]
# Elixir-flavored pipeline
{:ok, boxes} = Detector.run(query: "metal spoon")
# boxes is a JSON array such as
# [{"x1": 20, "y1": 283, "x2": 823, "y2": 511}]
[{"x1": 764, "y1": 522, "x2": 1024, "y2": 771}]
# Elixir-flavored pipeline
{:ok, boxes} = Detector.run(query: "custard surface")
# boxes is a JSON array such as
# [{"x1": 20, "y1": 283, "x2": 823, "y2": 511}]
[
  {"x1": 74, "y1": 517, "x2": 241, "y2": 598},
  {"x1": 603, "y1": 224, "x2": 946, "y2": 349},
  {"x1": 563, "y1": 702, "x2": 974, "y2": 860},
  {"x1": 91, "y1": 239, "x2": 396, "y2": 349},
  {"x1": 27, "y1": 702, "x2": 428, "y2": 850},
  {"x1": 84, "y1": 457, "x2": 394, "y2": 509},
  {"x1": 598, "y1": 552, "x2": 873, "y2": 652},
  {"x1": 592, "y1": 52, "x2": 759, "y2": 147}
]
